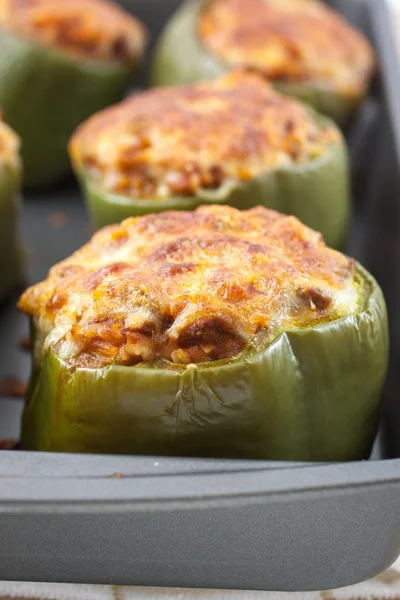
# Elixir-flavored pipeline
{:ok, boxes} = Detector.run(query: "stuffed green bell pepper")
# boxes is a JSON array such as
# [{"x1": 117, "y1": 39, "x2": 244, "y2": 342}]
[
  {"x1": 151, "y1": 0, "x2": 375, "y2": 125},
  {"x1": 0, "y1": 0, "x2": 148, "y2": 187},
  {"x1": 0, "y1": 117, "x2": 24, "y2": 300},
  {"x1": 70, "y1": 70, "x2": 350, "y2": 249},
  {"x1": 19, "y1": 204, "x2": 388, "y2": 461}
]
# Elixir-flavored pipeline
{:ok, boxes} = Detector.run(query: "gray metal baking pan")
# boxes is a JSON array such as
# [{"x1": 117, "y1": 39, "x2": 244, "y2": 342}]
[{"x1": 0, "y1": 0, "x2": 400, "y2": 592}]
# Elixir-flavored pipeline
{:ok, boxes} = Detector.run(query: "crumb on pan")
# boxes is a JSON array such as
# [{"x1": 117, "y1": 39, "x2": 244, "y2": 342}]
[
  {"x1": 0, "y1": 439, "x2": 18, "y2": 449},
  {"x1": 70, "y1": 70, "x2": 339, "y2": 199},
  {"x1": 20, "y1": 335, "x2": 31, "y2": 352},
  {"x1": 19, "y1": 205, "x2": 361, "y2": 369},
  {"x1": 0, "y1": 375, "x2": 26, "y2": 398},
  {"x1": 48, "y1": 211, "x2": 68, "y2": 229}
]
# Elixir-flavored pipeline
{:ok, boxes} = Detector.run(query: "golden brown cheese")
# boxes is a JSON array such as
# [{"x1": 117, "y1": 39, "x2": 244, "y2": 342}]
[
  {"x1": 70, "y1": 71, "x2": 339, "y2": 199},
  {"x1": 0, "y1": 115, "x2": 20, "y2": 168},
  {"x1": 199, "y1": 0, "x2": 375, "y2": 98},
  {"x1": 19, "y1": 205, "x2": 360, "y2": 369},
  {"x1": 0, "y1": 0, "x2": 147, "y2": 63}
]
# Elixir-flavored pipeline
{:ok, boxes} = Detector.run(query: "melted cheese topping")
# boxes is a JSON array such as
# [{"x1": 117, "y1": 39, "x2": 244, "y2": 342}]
[
  {"x1": 19, "y1": 205, "x2": 360, "y2": 369},
  {"x1": 0, "y1": 0, "x2": 147, "y2": 63},
  {"x1": 0, "y1": 116, "x2": 20, "y2": 168},
  {"x1": 70, "y1": 71, "x2": 339, "y2": 199},
  {"x1": 199, "y1": 0, "x2": 375, "y2": 98}
]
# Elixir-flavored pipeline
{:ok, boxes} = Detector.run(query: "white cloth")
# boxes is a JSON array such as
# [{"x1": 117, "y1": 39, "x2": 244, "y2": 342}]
[{"x1": 0, "y1": 557, "x2": 399, "y2": 599}]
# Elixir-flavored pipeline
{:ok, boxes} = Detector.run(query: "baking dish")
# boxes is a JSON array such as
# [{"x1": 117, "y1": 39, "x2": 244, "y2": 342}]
[{"x1": 0, "y1": 0, "x2": 399, "y2": 591}]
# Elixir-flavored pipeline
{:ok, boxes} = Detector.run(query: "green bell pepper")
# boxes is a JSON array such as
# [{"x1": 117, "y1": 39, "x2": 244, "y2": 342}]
[
  {"x1": 73, "y1": 111, "x2": 350, "y2": 250},
  {"x1": 0, "y1": 29, "x2": 141, "y2": 187},
  {"x1": 21, "y1": 264, "x2": 388, "y2": 462},
  {"x1": 0, "y1": 130, "x2": 24, "y2": 299},
  {"x1": 150, "y1": 0, "x2": 363, "y2": 125}
]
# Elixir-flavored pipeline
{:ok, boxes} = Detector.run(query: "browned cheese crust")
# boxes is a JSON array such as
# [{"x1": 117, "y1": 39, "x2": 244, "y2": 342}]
[
  {"x1": 199, "y1": 0, "x2": 375, "y2": 98},
  {"x1": 0, "y1": 0, "x2": 147, "y2": 63},
  {"x1": 70, "y1": 71, "x2": 339, "y2": 199},
  {"x1": 19, "y1": 205, "x2": 360, "y2": 369}
]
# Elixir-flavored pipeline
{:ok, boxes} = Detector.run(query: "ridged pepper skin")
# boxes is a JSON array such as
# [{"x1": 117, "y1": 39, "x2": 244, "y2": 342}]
[
  {"x1": 21, "y1": 265, "x2": 388, "y2": 462},
  {"x1": 150, "y1": 0, "x2": 362, "y2": 125},
  {"x1": 0, "y1": 30, "x2": 138, "y2": 188},
  {"x1": 0, "y1": 149, "x2": 24, "y2": 300},
  {"x1": 74, "y1": 113, "x2": 349, "y2": 249}
]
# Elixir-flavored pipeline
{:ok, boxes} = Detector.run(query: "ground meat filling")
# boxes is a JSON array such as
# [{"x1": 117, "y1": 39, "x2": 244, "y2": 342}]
[
  {"x1": 0, "y1": 0, "x2": 147, "y2": 63},
  {"x1": 18, "y1": 205, "x2": 360, "y2": 369},
  {"x1": 70, "y1": 71, "x2": 339, "y2": 201},
  {"x1": 199, "y1": 0, "x2": 375, "y2": 98}
]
